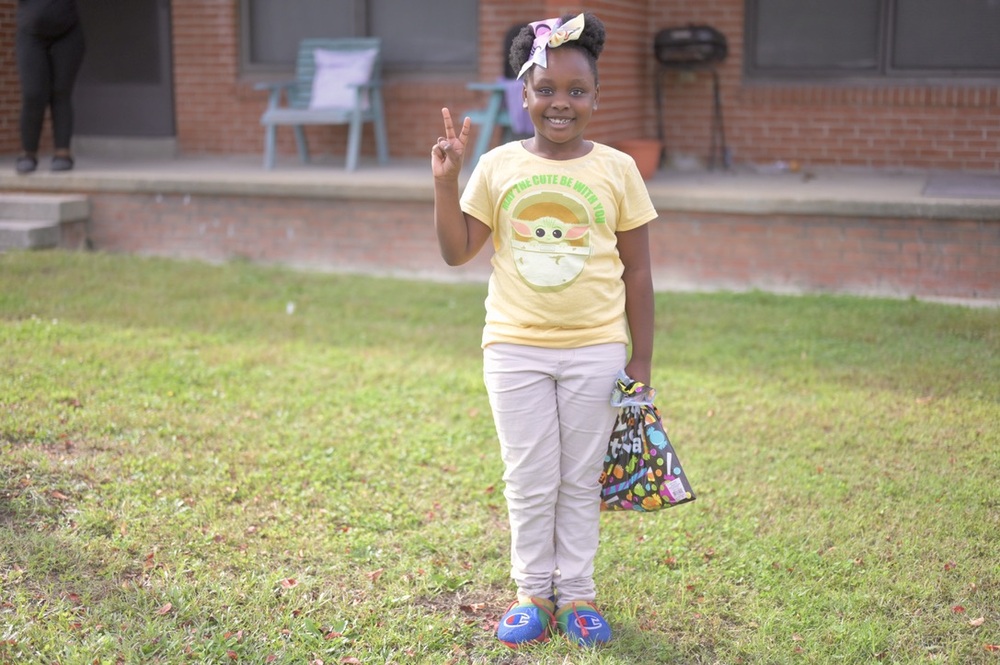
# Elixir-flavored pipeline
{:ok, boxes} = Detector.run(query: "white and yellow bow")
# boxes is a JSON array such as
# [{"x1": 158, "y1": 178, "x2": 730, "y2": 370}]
[{"x1": 516, "y1": 13, "x2": 586, "y2": 80}]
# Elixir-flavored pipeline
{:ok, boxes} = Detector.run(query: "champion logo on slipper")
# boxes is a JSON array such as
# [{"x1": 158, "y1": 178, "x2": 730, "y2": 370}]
[
  {"x1": 555, "y1": 601, "x2": 612, "y2": 646},
  {"x1": 496, "y1": 596, "x2": 555, "y2": 648}
]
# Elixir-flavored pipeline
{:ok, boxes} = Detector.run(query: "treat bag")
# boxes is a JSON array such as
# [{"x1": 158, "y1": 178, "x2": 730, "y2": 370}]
[{"x1": 600, "y1": 402, "x2": 696, "y2": 512}]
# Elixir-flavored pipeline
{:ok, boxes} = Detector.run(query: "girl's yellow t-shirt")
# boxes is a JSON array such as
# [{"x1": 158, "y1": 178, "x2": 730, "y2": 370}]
[{"x1": 460, "y1": 141, "x2": 658, "y2": 349}]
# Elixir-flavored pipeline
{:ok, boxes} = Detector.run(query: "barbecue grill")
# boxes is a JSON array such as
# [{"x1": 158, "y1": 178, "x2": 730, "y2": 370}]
[
  {"x1": 654, "y1": 25, "x2": 728, "y2": 68},
  {"x1": 653, "y1": 25, "x2": 729, "y2": 170}
]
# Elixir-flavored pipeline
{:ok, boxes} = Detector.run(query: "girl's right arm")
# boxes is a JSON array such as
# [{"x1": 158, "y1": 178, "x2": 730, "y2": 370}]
[{"x1": 432, "y1": 108, "x2": 491, "y2": 266}]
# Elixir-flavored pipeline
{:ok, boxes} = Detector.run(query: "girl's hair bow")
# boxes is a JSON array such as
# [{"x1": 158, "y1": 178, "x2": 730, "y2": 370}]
[{"x1": 516, "y1": 13, "x2": 586, "y2": 80}]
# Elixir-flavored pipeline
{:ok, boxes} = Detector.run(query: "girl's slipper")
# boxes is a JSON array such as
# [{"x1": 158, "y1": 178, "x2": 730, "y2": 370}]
[
  {"x1": 496, "y1": 596, "x2": 555, "y2": 648},
  {"x1": 555, "y1": 601, "x2": 612, "y2": 646}
]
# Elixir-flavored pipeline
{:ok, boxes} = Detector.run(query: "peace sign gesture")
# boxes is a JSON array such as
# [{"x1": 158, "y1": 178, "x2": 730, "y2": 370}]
[{"x1": 432, "y1": 108, "x2": 471, "y2": 180}]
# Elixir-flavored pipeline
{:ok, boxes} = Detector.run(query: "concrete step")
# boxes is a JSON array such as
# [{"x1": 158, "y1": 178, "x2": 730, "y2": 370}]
[
  {"x1": 0, "y1": 220, "x2": 61, "y2": 250},
  {"x1": 0, "y1": 193, "x2": 89, "y2": 223}
]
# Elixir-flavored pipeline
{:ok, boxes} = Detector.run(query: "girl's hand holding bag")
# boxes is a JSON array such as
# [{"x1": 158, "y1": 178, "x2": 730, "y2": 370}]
[{"x1": 599, "y1": 371, "x2": 696, "y2": 512}]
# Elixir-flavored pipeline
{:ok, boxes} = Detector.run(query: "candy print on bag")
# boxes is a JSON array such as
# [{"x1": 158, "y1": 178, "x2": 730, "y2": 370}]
[{"x1": 600, "y1": 394, "x2": 696, "y2": 513}]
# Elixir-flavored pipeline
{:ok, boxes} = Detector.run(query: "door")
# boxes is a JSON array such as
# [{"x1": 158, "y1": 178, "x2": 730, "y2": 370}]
[{"x1": 73, "y1": 0, "x2": 175, "y2": 137}]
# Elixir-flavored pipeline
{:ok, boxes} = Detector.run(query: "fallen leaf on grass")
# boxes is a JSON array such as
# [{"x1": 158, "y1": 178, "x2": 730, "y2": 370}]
[
  {"x1": 341, "y1": 659, "x2": 361, "y2": 664},
  {"x1": 969, "y1": 617, "x2": 985, "y2": 627},
  {"x1": 366, "y1": 568, "x2": 383, "y2": 582},
  {"x1": 280, "y1": 578, "x2": 298, "y2": 589},
  {"x1": 50, "y1": 490, "x2": 71, "y2": 501},
  {"x1": 985, "y1": 644, "x2": 999, "y2": 652},
  {"x1": 227, "y1": 650, "x2": 238, "y2": 660},
  {"x1": 944, "y1": 561, "x2": 957, "y2": 571},
  {"x1": 953, "y1": 605, "x2": 966, "y2": 613},
  {"x1": 155, "y1": 603, "x2": 172, "y2": 615}
]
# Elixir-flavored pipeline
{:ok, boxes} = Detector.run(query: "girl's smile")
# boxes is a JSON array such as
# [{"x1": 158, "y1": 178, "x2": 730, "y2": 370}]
[{"x1": 522, "y1": 47, "x2": 599, "y2": 159}]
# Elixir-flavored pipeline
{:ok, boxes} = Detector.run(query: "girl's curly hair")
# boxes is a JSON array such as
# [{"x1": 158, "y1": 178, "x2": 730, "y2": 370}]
[{"x1": 509, "y1": 12, "x2": 606, "y2": 82}]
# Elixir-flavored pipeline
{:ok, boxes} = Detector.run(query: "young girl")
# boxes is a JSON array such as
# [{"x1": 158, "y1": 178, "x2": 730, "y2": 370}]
[{"x1": 431, "y1": 12, "x2": 657, "y2": 648}]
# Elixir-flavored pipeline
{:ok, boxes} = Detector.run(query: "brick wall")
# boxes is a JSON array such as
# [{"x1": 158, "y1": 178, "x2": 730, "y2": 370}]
[
  {"x1": 0, "y1": 0, "x2": 998, "y2": 173},
  {"x1": 51, "y1": 189, "x2": 999, "y2": 302},
  {"x1": 76, "y1": 190, "x2": 495, "y2": 282},
  {"x1": 166, "y1": 0, "x2": 653, "y2": 163},
  {"x1": 0, "y1": 2, "x2": 21, "y2": 154},
  {"x1": 649, "y1": 0, "x2": 1000, "y2": 172},
  {"x1": 651, "y1": 211, "x2": 999, "y2": 299}
]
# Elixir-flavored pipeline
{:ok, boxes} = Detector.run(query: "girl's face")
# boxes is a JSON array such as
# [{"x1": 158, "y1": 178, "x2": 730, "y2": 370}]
[{"x1": 523, "y1": 46, "x2": 599, "y2": 157}]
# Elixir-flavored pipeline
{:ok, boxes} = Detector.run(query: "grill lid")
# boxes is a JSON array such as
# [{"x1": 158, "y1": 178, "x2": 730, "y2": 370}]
[{"x1": 654, "y1": 25, "x2": 727, "y2": 67}]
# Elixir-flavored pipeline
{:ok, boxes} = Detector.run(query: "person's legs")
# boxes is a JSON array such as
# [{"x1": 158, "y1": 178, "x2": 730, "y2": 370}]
[
  {"x1": 552, "y1": 343, "x2": 625, "y2": 605},
  {"x1": 484, "y1": 342, "x2": 624, "y2": 647},
  {"x1": 47, "y1": 22, "x2": 85, "y2": 154},
  {"x1": 16, "y1": 30, "x2": 52, "y2": 156},
  {"x1": 483, "y1": 343, "x2": 561, "y2": 601}
]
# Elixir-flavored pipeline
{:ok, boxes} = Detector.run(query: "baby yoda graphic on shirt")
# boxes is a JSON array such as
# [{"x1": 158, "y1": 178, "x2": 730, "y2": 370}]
[{"x1": 506, "y1": 188, "x2": 594, "y2": 291}]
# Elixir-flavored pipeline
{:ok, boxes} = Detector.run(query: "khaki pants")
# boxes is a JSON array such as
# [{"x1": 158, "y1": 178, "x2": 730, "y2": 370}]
[{"x1": 483, "y1": 342, "x2": 625, "y2": 607}]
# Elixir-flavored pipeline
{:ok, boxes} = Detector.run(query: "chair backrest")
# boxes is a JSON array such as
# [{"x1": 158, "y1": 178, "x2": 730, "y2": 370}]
[{"x1": 289, "y1": 37, "x2": 383, "y2": 110}]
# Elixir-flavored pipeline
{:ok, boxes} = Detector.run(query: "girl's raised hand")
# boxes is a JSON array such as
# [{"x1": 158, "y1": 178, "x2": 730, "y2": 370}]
[{"x1": 432, "y1": 108, "x2": 471, "y2": 180}]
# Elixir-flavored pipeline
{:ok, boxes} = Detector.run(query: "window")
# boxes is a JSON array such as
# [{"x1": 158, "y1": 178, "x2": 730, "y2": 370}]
[
  {"x1": 744, "y1": 0, "x2": 1000, "y2": 80},
  {"x1": 240, "y1": 0, "x2": 477, "y2": 74}
]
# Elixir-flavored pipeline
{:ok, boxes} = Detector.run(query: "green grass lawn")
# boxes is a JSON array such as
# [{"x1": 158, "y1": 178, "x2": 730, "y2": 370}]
[{"x1": 2, "y1": 251, "x2": 998, "y2": 665}]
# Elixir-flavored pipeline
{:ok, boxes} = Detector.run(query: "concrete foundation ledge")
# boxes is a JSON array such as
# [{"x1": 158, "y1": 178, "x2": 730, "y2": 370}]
[{"x1": 1, "y1": 157, "x2": 998, "y2": 220}]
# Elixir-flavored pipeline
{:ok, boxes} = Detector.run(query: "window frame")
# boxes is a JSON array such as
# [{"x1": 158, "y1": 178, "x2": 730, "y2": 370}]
[
  {"x1": 743, "y1": 0, "x2": 1000, "y2": 83},
  {"x1": 238, "y1": 0, "x2": 477, "y2": 77}
]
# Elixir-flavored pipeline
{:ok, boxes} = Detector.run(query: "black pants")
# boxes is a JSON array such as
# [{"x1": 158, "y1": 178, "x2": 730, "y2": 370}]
[{"x1": 16, "y1": 21, "x2": 86, "y2": 153}]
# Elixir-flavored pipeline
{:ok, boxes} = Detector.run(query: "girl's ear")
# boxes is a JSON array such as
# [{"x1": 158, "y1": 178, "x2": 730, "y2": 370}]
[{"x1": 593, "y1": 83, "x2": 600, "y2": 110}]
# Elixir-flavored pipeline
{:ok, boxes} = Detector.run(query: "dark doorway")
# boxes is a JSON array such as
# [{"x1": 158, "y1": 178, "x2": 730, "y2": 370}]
[{"x1": 73, "y1": 0, "x2": 175, "y2": 137}]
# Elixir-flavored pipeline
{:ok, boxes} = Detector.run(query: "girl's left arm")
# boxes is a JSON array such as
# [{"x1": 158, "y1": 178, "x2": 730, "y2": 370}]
[{"x1": 617, "y1": 223, "x2": 655, "y2": 386}]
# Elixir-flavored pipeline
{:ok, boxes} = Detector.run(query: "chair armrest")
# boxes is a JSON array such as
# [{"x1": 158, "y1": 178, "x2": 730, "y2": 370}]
[
  {"x1": 254, "y1": 80, "x2": 296, "y2": 109},
  {"x1": 466, "y1": 81, "x2": 508, "y2": 93},
  {"x1": 253, "y1": 80, "x2": 295, "y2": 92}
]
